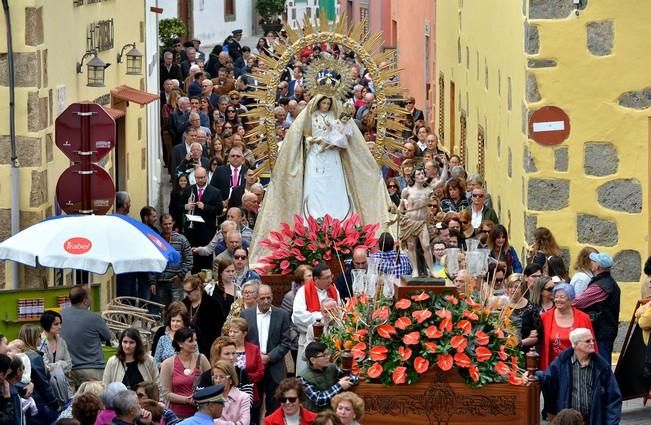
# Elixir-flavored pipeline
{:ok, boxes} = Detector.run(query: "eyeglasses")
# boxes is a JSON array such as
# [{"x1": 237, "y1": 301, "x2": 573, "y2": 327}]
[
  {"x1": 184, "y1": 288, "x2": 198, "y2": 295},
  {"x1": 543, "y1": 287, "x2": 555, "y2": 292},
  {"x1": 480, "y1": 229, "x2": 490, "y2": 234},
  {"x1": 242, "y1": 290, "x2": 256, "y2": 296},
  {"x1": 233, "y1": 255, "x2": 247, "y2": 260},
  {"x1": 280, "y1": 396, "x2": 298, "y2": 403},
  {"x1": 405, "y1": 101, "x2": 414, "y2": 104},
  {"x1": 388, "y1": 184, "x2": 398, "y2": 188},
  {"x1": 433, "y1": 248, "x2": 446, "y2": 252},
  {"x1": 428, "y1": 204, "x2": 438, "y2": 208},
  {"x1": 230, "y1": 96, "x2": 239, "y2": 100},
  {"x1": 227, "y1": 110, "x2": 236, "y2": 113},
  {"x1": 472, "y1": 194, "x2": 484, "y2": 198}
]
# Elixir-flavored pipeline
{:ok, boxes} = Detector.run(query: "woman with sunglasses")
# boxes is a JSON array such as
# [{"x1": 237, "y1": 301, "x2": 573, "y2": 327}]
[
  {"x1": 211, "y1": 360, "x2": 250, "y2": 425},
  {"x1": 530, "y1": 276, "x2": 556, "y2": 313},
  {"x1": 487, "y1": 225, "x2": 523, "y2": 273},
  {"x1": 264, "y1": 378, "x2": 317, "y2": 425},
  {"x1": 225, "y1": 106, "x2": 241, "y2": 128},
  {"x1": 385, "y1": 177, "x2": 401, "y2": 206},
  {"x1": 181, "y1": 275, "x2": 224, "y2": 357}
]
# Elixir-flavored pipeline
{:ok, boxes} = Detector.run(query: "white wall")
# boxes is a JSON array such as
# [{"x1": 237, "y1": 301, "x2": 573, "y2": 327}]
[
  {"x1": 193, "y1": 0, "x2": 255, "y2": 47},
  {"x1": 146, "y1": 0, "x2": 164, "y2": 209}
]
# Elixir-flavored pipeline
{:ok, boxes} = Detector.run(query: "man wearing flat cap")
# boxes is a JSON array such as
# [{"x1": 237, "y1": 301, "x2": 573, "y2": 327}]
[
  {"x1": 228, "y1": 29, "x2": 243, "y2": 63},
  {"x1": 178, "y1": 385, "x2": 225, "y2": 424},
  {"x1": 573, "y1": 252, "x2": 621, "y2": 366}
]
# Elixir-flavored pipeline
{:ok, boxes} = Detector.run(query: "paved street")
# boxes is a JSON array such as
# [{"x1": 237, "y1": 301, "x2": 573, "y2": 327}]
[{"x1": 620, "y1": 398, "x2": 649, "y2": 424}]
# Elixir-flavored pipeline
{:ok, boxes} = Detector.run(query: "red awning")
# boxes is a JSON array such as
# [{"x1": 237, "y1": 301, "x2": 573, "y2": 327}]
[{"x1": 111, "y1": 85, "x2": 159, "y2": 105}]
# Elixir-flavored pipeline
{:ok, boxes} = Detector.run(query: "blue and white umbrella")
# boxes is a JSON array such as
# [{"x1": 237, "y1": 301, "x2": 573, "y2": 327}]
[{"x1": 0, "y1": 214, "x2": 181, "y2": 274}]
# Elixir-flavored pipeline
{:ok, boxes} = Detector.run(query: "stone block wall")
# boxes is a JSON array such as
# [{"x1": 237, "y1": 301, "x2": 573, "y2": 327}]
[{"x1": 524, "y1": 0, "x2": 649, "y2": 321}]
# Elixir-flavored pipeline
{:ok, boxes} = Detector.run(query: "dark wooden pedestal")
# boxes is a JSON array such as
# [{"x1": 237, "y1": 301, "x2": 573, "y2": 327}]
[{"x1": 355, "y1": 368, "x2": 540, "y2": 425}]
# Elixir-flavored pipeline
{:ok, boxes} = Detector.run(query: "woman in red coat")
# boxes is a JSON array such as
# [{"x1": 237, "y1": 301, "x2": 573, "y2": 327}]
[
  {"x1": 539, "y1": 283, "x2": 596, "y2": 370},
  {"x1": 265, "y1": 378, "x2": 317, "y2": 425},
  {"x1": 228, "y1": 317, "x2": 265, "y2": 423}
]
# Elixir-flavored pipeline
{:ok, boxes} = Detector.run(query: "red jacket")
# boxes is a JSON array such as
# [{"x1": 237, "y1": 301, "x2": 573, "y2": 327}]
[
  {"x1": 245, "y1": 341, "x2": 265, "y2": 402},
  {"x1": 263, "y1": 406, "x2": 317, "y2": 425},
  {"x1": 539, "y1": 307, "x2": 596, "y2": 370}
]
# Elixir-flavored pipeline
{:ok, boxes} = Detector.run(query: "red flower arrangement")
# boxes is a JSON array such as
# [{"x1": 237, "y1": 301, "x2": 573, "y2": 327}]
[
  {"x1": 324, "y1": 290, "x2": 526, "y2": 388},
  {"x1": 257, "y1": 213, "x2": 380, "y2": 275}
]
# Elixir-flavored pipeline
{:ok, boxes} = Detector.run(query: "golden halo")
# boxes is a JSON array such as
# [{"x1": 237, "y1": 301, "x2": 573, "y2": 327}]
[{"x1": 242, "y1": 14, "x2": 409, "y2": 175}]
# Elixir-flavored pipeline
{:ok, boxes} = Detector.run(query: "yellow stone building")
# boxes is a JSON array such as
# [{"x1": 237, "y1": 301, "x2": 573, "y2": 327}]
[
  {"x1": 436, "y1": 0, "x2": 648, "y2": 320},
  {"x1": 0, "y1": 0, "x2": 161, "y2": 288}
]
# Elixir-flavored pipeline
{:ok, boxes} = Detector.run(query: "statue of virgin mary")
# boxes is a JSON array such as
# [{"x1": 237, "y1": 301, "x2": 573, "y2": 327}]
[{"x1": 250, "y1": 94, "x2": 393, "y2": 264}]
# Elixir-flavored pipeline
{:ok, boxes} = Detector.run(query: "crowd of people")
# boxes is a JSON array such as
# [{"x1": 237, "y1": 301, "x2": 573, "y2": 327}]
[{"x1": 0, "y1": 28, "x2": 648, "y2": 425}]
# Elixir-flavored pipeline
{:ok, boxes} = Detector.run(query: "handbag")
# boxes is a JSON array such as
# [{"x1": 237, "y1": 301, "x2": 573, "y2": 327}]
[{"x1": 643, "y1": 337, "x2": 651, "y2": 382}]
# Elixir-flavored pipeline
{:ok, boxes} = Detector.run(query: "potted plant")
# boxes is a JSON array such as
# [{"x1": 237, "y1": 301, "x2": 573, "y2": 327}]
[
  {"x1": 256, "y1": 0, "x2": 285, "y2": 33},
  {"x1": 158, "y1": 18, "x2": 186, "y2": 47}
]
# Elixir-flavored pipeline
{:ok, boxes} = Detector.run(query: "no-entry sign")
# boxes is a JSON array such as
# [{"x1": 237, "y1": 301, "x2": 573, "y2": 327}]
[{"x1": 528, "y1": 106, "x2": 570, "y2": 146}]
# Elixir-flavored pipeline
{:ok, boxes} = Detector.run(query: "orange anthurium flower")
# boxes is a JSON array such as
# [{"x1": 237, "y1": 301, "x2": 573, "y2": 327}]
[
  {"x1": 475, "y1": 346, "x2": 493, "y2": 362},
  {"x1": 414, "y1": 356, "x2": 430, "y2": 374},
  {"x1": 425, "y1": 325, "x2": 443, "y2": 339},
  {"x1": 450, "y1": 335, "x2": 468, "y2": 353},
  {"x1": 439, "y1": 318, "x2": 453, "y2": 333},
  {"x1": 370, "y1": 345, "x2": 388, "y2": 361},
  {"x1": 454, "y1": 352, "x2": 472, "y2": 368},
  {"x1": 371, "y1": 306, "x2": 390, "y2": 321},
  {"x1": 395, "y1": 316, "x2": 412, "y2": 330},
  {"x1": 456, "y1": 319, "x2": 472, "y2": 335},
  {"x1": 423, "y1": 341, "x2": 438, "y2": 353},
  {"x1": 412, "y1": 309, "x2": 433, "y2": 324},
  {"x1": 495, "y1": 361, "x2": 511, "y2": 376},
  {"x1": 392, "y1": 366, "x2": 408, "y2": 384},
  {"x1": 367, "y1": 362, "x2": 383, "y2": 379},
  {"x1": 498, "y1": 345, "x2": 509, "y2": 361},
  {"x1": 411, "y1": 292, "x2": 430, "y2": 302},
  {"x1": 353, "y1": 329, "x2": 368, "y2": 342},
  {"x1": 398, "y1": 346, "x2": 412, "y2": 362},
  {"x1": 435, "y1": 308, "x2": 452, "y2": 319},
  {"x1": 395, "y1": 298, "x2": 412, "y2": 310},
  {"x1": 376, "y1": 324, "x2": 396, "y2": 339},
  {"x1": 511, "y1": 356, "x2": 520, "y2": 370},
  {"x1": 465, "y1": 298, "x2": 481, "y2": 307},
  {"x1": 462, "y1": 310, "x2": 479, "y2": 321},
  {"x1": 402, "y1": 331, "x2": 421, "y2": 345},
  {"x1": 351, "y1": 342, "x2": 367, "y2": 359},
  {"x1": 444, "y1": 295, "x2": 459, "y2": 305},
  {"x1": 475, "y1": 331, "x2": 490, "y2": 346},
  {"x1": 469, "y1": 365, "x2": 480, "y2": 382},
  {"x1": 437, "y1": 354, "x2": 454, "y2": 371},
  {"x1": 493, "y1": 328, "x2": 505, "y2": 338},
  {"x1": 509, "y1": 372, "x2": 525, "y2": 386}
]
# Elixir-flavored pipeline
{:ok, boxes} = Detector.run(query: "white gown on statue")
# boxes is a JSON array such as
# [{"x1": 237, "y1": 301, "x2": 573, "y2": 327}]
[{"x1": 303, "y1": 112, "x2": 352, "y2": 220}]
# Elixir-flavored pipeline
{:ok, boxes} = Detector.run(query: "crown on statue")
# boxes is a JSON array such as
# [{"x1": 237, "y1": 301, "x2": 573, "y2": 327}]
[{"x1": 304, "y1": 58, "x2": 353, "y2": 100}]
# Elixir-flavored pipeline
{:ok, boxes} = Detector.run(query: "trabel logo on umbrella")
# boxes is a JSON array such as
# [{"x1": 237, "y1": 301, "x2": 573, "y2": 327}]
[{"x1": 63, "y1": 237, "x2": 93, "y2": 255}]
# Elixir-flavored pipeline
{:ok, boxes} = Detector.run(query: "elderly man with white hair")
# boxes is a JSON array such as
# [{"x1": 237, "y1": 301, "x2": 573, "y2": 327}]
[
  {"x1": 175, "y1": 141, "x2": 209, "y2": 183},
  {"x1": 111, "y1": 390, "x2": 153, "y2": 424},
  {"x1": 535, "y1": 327, "x2": 622, "y2": 425}
]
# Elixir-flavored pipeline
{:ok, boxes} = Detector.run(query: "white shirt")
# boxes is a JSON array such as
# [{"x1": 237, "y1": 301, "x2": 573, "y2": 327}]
[
  {"x1": 292, "y1": 285, "x2": 339, "y2": 332},
  {"x1": 471, "y1": 207, "x2": 483, "y2": 229},
  {"x1": 256, "y1": 306, "x2": 272, "y2": 354}
]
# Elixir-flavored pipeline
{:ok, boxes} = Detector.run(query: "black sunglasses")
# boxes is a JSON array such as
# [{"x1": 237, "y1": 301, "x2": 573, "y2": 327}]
[{"x1": 280, "y1": 396, "x2": 298, "y2": 403}]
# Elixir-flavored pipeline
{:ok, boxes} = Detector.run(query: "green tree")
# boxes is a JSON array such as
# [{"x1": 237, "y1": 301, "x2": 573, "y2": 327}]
[
  {"x1": 256, "y1": 0, "x2": 285, "y2": 24},
  {"x1": 159, "y1": 18, "x2": 186, "y2": 47}
]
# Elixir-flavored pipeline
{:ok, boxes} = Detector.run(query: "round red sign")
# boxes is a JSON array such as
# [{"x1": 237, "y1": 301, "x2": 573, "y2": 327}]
[{"x1": 63, "y1": 237, "x2": 93, "y2": 255}]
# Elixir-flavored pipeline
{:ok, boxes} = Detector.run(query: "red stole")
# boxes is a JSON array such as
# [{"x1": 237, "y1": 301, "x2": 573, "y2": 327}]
[{"x1": 304, "y1": 280, "x2": 338, "y2": 312}]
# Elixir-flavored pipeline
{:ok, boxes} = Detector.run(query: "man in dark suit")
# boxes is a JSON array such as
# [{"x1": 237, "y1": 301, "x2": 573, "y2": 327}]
[
  {"x1": 182, "y1": 167, "x2": 223, "y2": 272},
  {"x1": 160, "y1": 51, "x2": 183, "y2": 90},
  {"x1": 241, "y1": 284, "x2": 291, "y2": 414},
  {"x1": 209, "y1": 145, "x2": 248, "y2": 208}
]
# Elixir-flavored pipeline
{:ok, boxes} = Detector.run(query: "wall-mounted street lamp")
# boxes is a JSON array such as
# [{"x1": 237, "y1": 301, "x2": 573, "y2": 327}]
[
  {"x1": 76, "y1": 50, "x2": 110, "y2": 87},
  {"x1": 117, "y1": 43, "x2": 144, "y2": 75}
]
